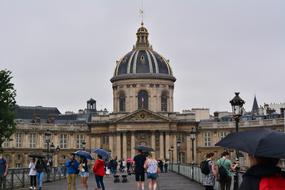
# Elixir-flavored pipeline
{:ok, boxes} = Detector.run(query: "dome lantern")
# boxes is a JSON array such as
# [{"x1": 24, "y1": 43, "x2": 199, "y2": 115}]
[{"x1": 135, "y1": 22, "x2": 150, "y2": 49}]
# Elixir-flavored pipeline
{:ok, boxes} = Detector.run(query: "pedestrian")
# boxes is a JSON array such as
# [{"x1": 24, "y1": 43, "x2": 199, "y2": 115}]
[
  {"x1": 29, "y1": 158, "x2": 37, "y2": 190},
  {"x1": 79, "y1": 157, "x2": 89, "y2": 190},
  {"x1": 35, "y1": 157, "x2": 47, "y2": 190},
  {"x1": 93, "y1": 154, "x2": 105, "y2": 190},
  {"x1": 144, "y1": 153, "x2": 159, "y2": 190},
  {"x1": 202, "y1": 153, "x2": 216, "y2": 190},
  {"x1": 164, "y1": 160, "x2": 169, "y2": 173},
  {"x1": 65, "y1": 153, "x2": 79, "y2": 190},
  {"x1": 216, "y1": 151, "x2": 238, "y2": 190},
  {"x1": 158, "y1": 160, "x2": 164, "y2": 173},
  {"x1": 239, "y1": 155, "x2": 285, "y2": 190},
  {"x1": 0, "y1": 154, "x2": 8, "y2": 190},
  {"x1": 133, "y1": 150, "x2": 147, "y2": 190}
]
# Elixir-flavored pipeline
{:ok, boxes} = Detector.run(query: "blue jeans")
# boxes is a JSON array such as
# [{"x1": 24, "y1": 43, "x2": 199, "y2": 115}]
[
  {"x1": 95, "y1": 175, "x2": 105, "y2": 190},
  {"x1": 37, "y1": 172, "x2": 44, "y2": 188}
]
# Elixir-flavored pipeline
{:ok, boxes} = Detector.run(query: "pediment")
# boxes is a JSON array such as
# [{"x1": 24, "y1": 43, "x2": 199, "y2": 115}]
[{"x1": 115, "y1": 109, "x2": 171, "y2": 123}]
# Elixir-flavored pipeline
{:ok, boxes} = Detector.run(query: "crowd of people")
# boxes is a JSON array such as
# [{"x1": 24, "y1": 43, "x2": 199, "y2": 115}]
[{"x1": 201, "y1": 151, "x2": 285, "y2": 190}]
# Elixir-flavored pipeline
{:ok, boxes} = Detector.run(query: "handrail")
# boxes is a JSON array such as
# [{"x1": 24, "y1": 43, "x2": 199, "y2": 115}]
[
  {"x1": 169, "y1": 164, "x2": 244, "y2": 190},
  {"x1": 2, "y1": 166, "x2": 66, "y2": 190}
]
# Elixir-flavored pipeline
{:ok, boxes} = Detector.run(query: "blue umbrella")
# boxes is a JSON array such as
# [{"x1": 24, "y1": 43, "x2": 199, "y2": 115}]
[
  {"x1": 92, "y1": 148, "x2": 110, "y2": 159},
  {"x1": 74, "y1": 150, "x2": 93, "y2": 160}
]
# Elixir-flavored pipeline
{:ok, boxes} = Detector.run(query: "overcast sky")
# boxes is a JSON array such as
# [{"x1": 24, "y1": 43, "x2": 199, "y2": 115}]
[{"x1": 1, "y1": 0, "x2": 284, "y2": 114}]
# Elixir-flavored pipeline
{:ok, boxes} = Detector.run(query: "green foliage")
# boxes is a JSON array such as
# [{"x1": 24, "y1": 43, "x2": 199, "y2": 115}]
[{"x1": 0, "y1": 69, "x2": 16, "y2": 152}]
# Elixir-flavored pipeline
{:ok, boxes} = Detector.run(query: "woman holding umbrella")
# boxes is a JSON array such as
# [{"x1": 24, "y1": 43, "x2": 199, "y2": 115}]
[{"x1": 93, "y1": 154, "x2": 105, "y2": 190}]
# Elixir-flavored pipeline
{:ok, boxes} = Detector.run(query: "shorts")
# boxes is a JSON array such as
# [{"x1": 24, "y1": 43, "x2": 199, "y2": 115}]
[
  {"x1": 147, "y1": 172, "x2": 158, "y2": 180},
  {"x1": 135, "y1": 172, "x2": 145, "y2": 182},
  {"x1": 79, "y1": 172, "x2": 89, "y2": 177}
]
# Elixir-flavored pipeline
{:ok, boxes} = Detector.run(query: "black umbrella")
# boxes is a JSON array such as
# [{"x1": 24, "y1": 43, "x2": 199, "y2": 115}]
[
  {"x1": 135, "y1": 145, "x2": 154, "y2": 152},
  {"x1": 215, "y1": 128, "x2": 285, "y2": 159},
  {"x1": 29, "y1": 153, "x2": 46, "y2": 158}
]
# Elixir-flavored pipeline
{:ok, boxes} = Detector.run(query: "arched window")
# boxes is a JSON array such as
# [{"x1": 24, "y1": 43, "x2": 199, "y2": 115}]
[
  {"x1": 119, "y1": 92, "x2": 126, "y2": 112},
  {"x1": 161, "y1": 92, "x2": 168, "y2": 112},
  {"x1": 138, "y1": 90, "x2": 148, "y2": 109}
]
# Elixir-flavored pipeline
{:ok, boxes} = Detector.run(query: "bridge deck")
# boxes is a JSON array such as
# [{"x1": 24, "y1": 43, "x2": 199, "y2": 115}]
[{"x1": 18, "y1": 172, "x2": 203, "y2": 190}]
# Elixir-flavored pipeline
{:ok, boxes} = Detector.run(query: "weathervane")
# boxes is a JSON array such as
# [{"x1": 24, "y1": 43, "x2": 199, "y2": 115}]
[{"x1": 139, "y1": 0, "x2": 144, "y2": 25}]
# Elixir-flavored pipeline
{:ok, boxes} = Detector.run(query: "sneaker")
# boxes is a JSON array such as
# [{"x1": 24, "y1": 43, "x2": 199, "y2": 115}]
[{"x1": 29, "y1": 187, "x2": 33, "y2": 190}]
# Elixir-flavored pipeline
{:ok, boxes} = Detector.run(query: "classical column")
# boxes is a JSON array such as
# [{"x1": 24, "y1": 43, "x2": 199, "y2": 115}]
[
  {"x1": 131, "y1": 132, "x2": 136, "y2": 158},
  {"x1": 151, "y1": 132, "x2": 156, "y2": 158},
  {"x1": 159, "y1": 132, "x2": 164, "y2": 159},
  {"x1": 69, "y1": 134, "x2": 75, "y2": 149},
  {"x1": 109, "y1": 134, "x2": 114, "y2": 153},
  {"x1": 122, "y1": 133, "x2": 127, "y2": 159},
  {"x1": 186, "y1": 135, "x2": 191, "y2": 164},
  {"x1": 95, "y1": 135, "x2": 101, "y2": 148},
  {"x1": 172, "y1": 134, "x2": 177, "y2": 163},
  {"x1": 116, "y1": 133, "x2": 121, "y2": 159},
  {"x1": 165, "y1": 133, "x2": 170, "y2": 159}
]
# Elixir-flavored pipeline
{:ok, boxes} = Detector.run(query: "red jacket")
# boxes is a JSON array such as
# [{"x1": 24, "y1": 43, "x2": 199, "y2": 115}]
[{"x1": 93, "y1": 159, "x2": 105, "y2": 176}]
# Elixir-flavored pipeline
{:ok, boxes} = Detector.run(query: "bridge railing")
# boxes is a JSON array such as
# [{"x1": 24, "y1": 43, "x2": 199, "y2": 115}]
[
  {"x1": 2, "y1": 166, "x2": 66, "y2": 190},
  {"x1": 170, "y1": 164, "x2": 244, "y2": 190}
]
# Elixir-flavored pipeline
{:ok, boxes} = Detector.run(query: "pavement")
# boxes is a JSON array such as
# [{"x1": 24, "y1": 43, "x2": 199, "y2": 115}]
[{"x1": 18, "y1": 172, "x2": 203, "y2": 190}]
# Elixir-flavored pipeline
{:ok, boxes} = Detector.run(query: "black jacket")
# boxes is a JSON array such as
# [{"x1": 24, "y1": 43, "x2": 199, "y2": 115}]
[{"x1": 239, "y1": 164, "x2": 285, "y2": 190}]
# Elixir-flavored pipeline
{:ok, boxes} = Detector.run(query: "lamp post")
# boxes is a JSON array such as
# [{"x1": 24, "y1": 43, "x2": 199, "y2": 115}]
[
  {"x1": 177, "y1": 140, "x2": 181, "y2": 174},
  {"x1": 230, "y1": 92, "x2": 245, "y2": 190},
  {"x1": 44, "y1": 129, "x2": 52, "y2": 182},
  {"x1": 81, "y1": 140, "x2": 86, "y2": 151},
  {"x1": 190, "y1": 127, "x2": 196, "y2": 180},
  {"x1": 190, "y1": 127, "x2": 196, "y2": 164},
  {"x1": 168, "y1": 146, "x2": 174, "y2": 170}
]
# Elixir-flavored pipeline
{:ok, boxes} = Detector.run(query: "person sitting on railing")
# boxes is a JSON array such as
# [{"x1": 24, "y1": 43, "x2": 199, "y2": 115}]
[{"x1": 239, "y1": 155, "x2": 285, "y2": 190}]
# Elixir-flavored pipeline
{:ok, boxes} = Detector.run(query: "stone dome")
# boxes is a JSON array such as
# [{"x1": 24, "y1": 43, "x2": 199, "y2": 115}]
[{"x1": 111, "y1": 23, "x2": 176, "y2": 82}]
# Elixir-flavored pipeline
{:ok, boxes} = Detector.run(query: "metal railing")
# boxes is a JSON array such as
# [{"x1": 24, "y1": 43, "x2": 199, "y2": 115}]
[
  {"x1": 1, "y1": 167, "x2": 66, "y2": 190},
  {"x1": 170, "y1": 164, "x2": 244, "y2": 190}
]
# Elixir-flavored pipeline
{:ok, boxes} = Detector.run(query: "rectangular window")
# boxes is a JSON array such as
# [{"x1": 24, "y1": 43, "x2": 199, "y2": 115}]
[
  {"x1": 29, "y1": 133, "x2": 36, "y2": 148},
  {"x1": 76, "y1": 134, "x2": 85, "y2": 149},
  {"x1": 2, "y1": 140, "x2": 9, "y2": 148},
  {"x1": 15, "y1": 133, "x2": 22, "y2": 148},
  {"x1": 219, "y1": 131, "x2": 228, "y2": 140},
  {"x1": 101, "y1": 136, "x2": 109, "y2": 145},
  {"x1": 60, "y1": 134, "x2": 68, "y2": 149},
  {"x1": 204, "y1": 132, "x2": 211, "y2": 147}
]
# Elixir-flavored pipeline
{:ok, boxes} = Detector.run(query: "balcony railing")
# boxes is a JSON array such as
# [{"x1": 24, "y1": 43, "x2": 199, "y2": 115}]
[
  {"x1": 170, "y1": 164, "x2": 244, "y2": 190},
  {"x1": 1, "y1": 167, "x2": 66, "y2": 190}
]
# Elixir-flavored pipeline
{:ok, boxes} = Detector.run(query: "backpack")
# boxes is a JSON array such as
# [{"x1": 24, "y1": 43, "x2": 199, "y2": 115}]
[
  {"x1": 218, "y1": 159, "x2": 228, "y2": 181},
  {"x1": 259, "y1": 175, "x2": 285, "y2": 190},
  {"x1": 200, "y1": 160, "x2": 210, "y2": 175}
]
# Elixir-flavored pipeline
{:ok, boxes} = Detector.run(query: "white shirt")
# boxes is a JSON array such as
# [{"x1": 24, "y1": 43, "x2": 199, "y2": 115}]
[{"x1": 29, "y1": 162, "x2": 37, "y2": 176}]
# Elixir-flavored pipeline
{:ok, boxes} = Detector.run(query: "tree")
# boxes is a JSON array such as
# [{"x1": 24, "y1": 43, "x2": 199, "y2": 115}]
[{"x1": 0, "y1": 70, "x2": 16, "y2": 152}]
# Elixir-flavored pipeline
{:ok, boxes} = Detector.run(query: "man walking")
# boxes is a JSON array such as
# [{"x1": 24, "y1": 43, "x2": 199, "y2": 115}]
[
  {"x1": 0, "y1": 154, "x2": 8, "y2": 189},
  {"x1": 133, "y1": 150, "x2": 146, "y2": 190},
  {"x1": 65, "y1": 153, "x2": 79, "y2": 190},
  {"x1": 217, "y1": 152, "x2": 238, "y2": 190}
]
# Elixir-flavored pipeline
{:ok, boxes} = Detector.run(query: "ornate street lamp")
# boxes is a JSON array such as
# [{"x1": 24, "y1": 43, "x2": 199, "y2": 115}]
[
  {"x1": 81, "y1": 140, "x2": 86, "y2": 150},
  {"x1": 177, "y1": 140, "x2": 181, "y2": 174},
  {"x1": 190, "y1": 127, "x2": 196, "y2": 164},
  {"x1": 230, "y1": 92, "x2": 245, "y2": 190}
]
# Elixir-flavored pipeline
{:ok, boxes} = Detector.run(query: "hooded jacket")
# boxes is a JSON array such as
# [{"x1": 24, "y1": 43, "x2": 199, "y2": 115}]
[
  {"x1": 239, "y1": 164, "x2": 285, "y2": 190},
  {"x1": 93, "y1": 159, "x2": 105, "y2": 177}
]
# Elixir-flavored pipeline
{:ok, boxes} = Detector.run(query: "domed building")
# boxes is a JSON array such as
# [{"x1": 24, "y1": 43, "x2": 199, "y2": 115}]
[{"x1": 89, "y1": 23, "x2": 198, "y2": 163}]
